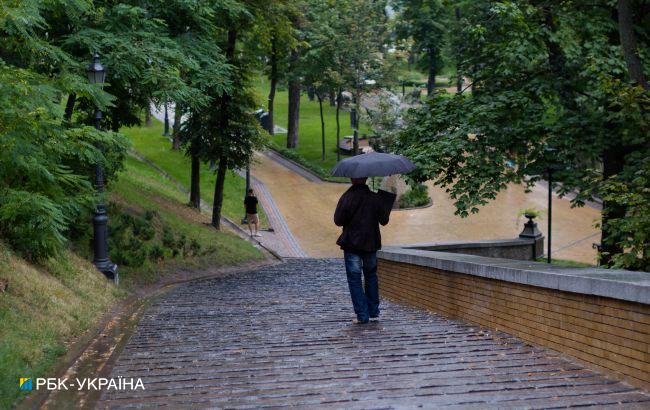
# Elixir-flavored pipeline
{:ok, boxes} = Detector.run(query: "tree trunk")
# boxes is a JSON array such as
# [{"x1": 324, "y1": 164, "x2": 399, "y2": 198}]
[
  {"x1": 617, "y1": 0, "x2": 648, "y2": 90},
  {"x1": 211, "y1": 28, "x2": 238, "y2": 229},
  {"x1": 190, "y1": 154, "x2": 201, "y2": 210},
  {"x1": 111, "y1": 110, "x2": 120, "y2": 132},
  {"x1": 63, "y1": 92, "x2": 76, "y2": 125},
  {"x1": 172, "y1": 102, "x2": 182, "y2": 150},
  {"x1": 455, "y1": 8, "x2": 463, "y2": 93},
  {"x1": 599, "y1": 147, "x2": 626, "y2": 265},
  {"x1": 329, "y1": 89, "x2": 336, "y2": 107},
  {"x1": 211, "y1": 157, "x2": 227, "y2": 229},
  {"x1": 317, "y1": 93, "x2": 325, "y2": 160},
  {"x1": 144, "y1": 105, "x2": 152, "y2": 127},
  {"x1": 267, "y1": 36, "x2": 278, "y2": 136},
  {"x1": 352, "y1": 89, "x2": 360, "y2": 155},
  {"x1": 335, "y1": 89, "x2": 341, "y2": 162},
  {"x1": 599, "y1": 1, "x2": 647, "y2": 264},
  {"x1": 287, "y1": 49, "x2": 301, "y2": 149},
  {"x1": 426, "y1": 51, "x2": 437, "y2": 96}
]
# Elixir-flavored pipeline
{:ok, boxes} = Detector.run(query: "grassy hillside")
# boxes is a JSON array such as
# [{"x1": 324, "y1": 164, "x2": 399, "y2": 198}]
[
  {"x1": 1, "y1": 153, "x2": 263, "y2": 408},
  {"x1": 121, "y1": 120, "x2": 268, "y2": 228},
  {"x1": 0, "y1": 245, "x2": 122, "y2": 409},
  {"x1": 105, "y1": 155, "x2": 264, "y2": 287}
]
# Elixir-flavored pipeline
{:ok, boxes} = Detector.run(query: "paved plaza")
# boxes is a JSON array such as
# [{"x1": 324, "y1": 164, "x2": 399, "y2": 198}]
[
  {"x1": 251, "y1": 153, "x2": 601, "y2": 264},
  {"x1": 99, "y1": 260, "x2": 649, "y2": 409}
]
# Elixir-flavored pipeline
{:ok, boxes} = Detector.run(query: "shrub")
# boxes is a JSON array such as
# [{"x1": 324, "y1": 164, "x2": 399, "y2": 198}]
[
  {"x1": 0, "y1": 191, "x2": 68, "y2": 260},
  {"x1": 148, "y1": 244, "x2": 165, "y2": 262},
  {"x1": 399, "y1": 183, "x2": 430, "y2": 208}
]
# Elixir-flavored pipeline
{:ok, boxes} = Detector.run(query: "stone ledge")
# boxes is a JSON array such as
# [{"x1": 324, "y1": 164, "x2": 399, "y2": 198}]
[
  {"x1": 377, "y1": 247, "x2": 650, "y2": 305},
  {"x1": 398, "y1": 238, "x2": 536, "y2": 249}
]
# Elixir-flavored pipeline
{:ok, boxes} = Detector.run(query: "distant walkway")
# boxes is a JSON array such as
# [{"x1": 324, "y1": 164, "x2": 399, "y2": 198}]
[
  {"x1": 236, "y1": 168, "x2": 307, "y2": 258},
  {"x1": 149, "y1": 105, "x2": 305, "y2": 258},
  {"x1": 99, "y1": 260, "x2": 649, "y2": 408},
  {"x1": 253, "y1": 153, "x2": 601, "y2": 264}
]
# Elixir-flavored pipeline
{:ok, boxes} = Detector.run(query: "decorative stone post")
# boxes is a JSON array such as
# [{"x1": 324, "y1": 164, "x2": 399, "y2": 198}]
[{"x1": 519, "y1": 213, "x2": 544, "y2": 260}]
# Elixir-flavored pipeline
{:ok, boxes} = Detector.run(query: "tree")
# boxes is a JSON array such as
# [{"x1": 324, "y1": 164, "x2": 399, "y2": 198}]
[
  {"x1": 394, "y1": 0, "x2": 447, "y2": 96},
  {"x1": 395, "y1": 0, "x2": 649, "y2": 268},
  {"x1": 65, "y1": 3, "x2": 197, "y2": 132},
  {"x1": 301, "y1": 0, "x2": 340, "y2": 160},
  {"x1": 331, "y1": 0, "x2": 390, "y2": 155},
  {"x1": 155, "y1": 0, "x2": 232, "y2": 210},
  {"x1": 0, "y1": 0, "x2": 128, "y2": 259},
  {"x1": 286, "y1": 32, "x2": 303, "y2": 148},
  {"x1": 180, "y1": 0, "x2": 266, "y2": 229},
  {"x1": 249, "y1": 0, "x2": 298, "y2": 136}
]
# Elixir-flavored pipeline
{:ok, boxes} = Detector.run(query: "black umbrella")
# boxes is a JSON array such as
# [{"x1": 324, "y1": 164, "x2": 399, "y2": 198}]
[{"x1": 330, "y1": 152, "x2": 416, "y2": 178}]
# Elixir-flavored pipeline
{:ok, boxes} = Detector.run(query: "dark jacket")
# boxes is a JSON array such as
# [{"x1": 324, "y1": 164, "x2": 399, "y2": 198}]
[{"x1": 334, "y1": 185, "x2": 396, "y2": 252}]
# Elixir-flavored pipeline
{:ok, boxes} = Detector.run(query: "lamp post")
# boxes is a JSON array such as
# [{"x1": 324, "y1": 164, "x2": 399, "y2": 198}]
[
  {"x1": 544, "y1": 146, "x2": 560, "y2": 265},
  {"x1": 547, "y1": 166, "x2": 554, "y2": 264},
  {"x1": 86, "y1": 53, "x2": 118, "y2": 283}
]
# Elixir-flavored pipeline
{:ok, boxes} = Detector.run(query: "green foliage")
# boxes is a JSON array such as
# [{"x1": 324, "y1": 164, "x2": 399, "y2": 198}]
[
  {"x1": 517, "y1": 208, "x2": 543, "y2": 219},
  {"x1": 600, "y1": 155, "x2": 650, "y2": 271},
  {"x1": 399, "y1": 183, "x2": 430, "y2": 208},
  {"x1": 395, "y1": 0, "x2": 649, "y2": 267},
  {"x1": 394, "y1": 0, "x2": 447, "y2": 84},
  {"x1": 0, "y1": 60, "x2": 128, "y2": 260}
]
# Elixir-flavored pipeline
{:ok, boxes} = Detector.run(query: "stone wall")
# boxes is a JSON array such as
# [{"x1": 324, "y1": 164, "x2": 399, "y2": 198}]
[
  {"x1": 377, "y1": 248, "x2": 650, "y2": 390},
  {"x1": 401, "y1": 238, "x2": 544, "y2": 261}
]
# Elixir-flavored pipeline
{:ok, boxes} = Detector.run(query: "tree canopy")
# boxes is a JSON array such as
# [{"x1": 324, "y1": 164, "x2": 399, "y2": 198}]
[{"x1": 395, "y1": 0, "x2": 649, "y2": 269}]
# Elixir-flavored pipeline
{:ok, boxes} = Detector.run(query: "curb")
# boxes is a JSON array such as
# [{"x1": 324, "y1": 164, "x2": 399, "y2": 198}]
[{"x1": 265, "y1": 149, "x2": 349, "y2": 184}]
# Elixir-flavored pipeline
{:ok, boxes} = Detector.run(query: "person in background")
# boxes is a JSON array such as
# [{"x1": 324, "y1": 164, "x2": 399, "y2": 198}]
[
  {"x1": 244, "y1": 188, "x2": 261, "y2": 237},
  {"x1": 334, "y1": 177, "x2": 396, "y2": 324}
]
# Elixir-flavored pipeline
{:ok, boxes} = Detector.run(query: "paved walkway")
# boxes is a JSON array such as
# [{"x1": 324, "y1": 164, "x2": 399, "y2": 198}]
[
  {"x1": 99, "y1": 260, "x2": 649, "y2": 409},
  {"x1": 235, "y1": 168, "x2": 307, "y2": 258},
  {"x1": 251, "y1": 153, "x2": 601, "y2": 264}
]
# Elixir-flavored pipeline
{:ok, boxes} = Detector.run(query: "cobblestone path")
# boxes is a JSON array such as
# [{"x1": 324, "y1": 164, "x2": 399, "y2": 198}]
[{"x1": 99, "y1": 260, "x2": 649, "y2": 409}]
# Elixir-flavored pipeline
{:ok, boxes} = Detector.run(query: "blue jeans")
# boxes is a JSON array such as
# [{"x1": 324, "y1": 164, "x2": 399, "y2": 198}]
[{"x1": 344, "y1": 250, "x2": 380, "y2": 323}]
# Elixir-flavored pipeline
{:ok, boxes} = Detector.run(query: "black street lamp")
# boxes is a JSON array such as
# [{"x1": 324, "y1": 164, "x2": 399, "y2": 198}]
[
  {"x1": 86, "y1": 53, "x2": 118, "y2": 283},
  {"x1": 547, "y1": 165, "x2": 554, "y2": 264},
  {"x1": 544, "y1": 146, "x2": 562, "y2": 265}
]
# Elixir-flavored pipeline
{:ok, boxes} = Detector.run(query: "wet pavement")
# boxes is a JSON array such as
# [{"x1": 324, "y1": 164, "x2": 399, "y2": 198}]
[
  {"x1": 99, "y1": 260, "x2": 649, "y2": 409},
  {"x1": 251, "y1": 152, "x2": 601, "y2": 264}
]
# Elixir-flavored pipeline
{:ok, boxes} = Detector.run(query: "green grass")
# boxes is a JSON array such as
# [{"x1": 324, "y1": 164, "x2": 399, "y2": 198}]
[
  {"x1": 0, "y1": 244, "x2": 123, "y2": 409},
  {"x1": 120, "y1": 119, "x2": 268, "y2": 228},
  {"x1": 254, "y1": 76, "x2": 371, "y2": 178},
  {"x1": 108, "y1": 155, "x2": 264, "y2": 287}
]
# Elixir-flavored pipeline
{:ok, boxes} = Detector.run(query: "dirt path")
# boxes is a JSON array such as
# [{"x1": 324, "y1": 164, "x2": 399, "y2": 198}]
[{"x1": 251, "y1": 152, "x2": 600, "y2": 264}]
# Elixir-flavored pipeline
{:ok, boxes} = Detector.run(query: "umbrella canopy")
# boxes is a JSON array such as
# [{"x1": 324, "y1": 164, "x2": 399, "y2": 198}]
[{"x1": 330, "y1": 152, "x2": 416, "y2": 178}]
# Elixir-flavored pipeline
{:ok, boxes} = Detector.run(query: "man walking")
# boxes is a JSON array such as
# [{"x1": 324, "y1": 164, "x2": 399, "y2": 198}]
[
  {"x1": 334, "y1": 177, "x2": 396, "y2": 324},
  {"x1": 244, "y1": 188, "x2": 261, "y2": 237}
]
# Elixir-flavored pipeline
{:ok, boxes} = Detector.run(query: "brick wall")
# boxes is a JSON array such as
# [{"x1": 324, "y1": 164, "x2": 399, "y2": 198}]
[{"x1": 378, "y1": 259, "x2": 650, "y2": 390}]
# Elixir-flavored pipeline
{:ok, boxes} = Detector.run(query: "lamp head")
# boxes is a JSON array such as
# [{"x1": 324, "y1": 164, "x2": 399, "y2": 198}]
[{"x1": 86, "y1": 52, "x2": 106, "y2": 85}]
